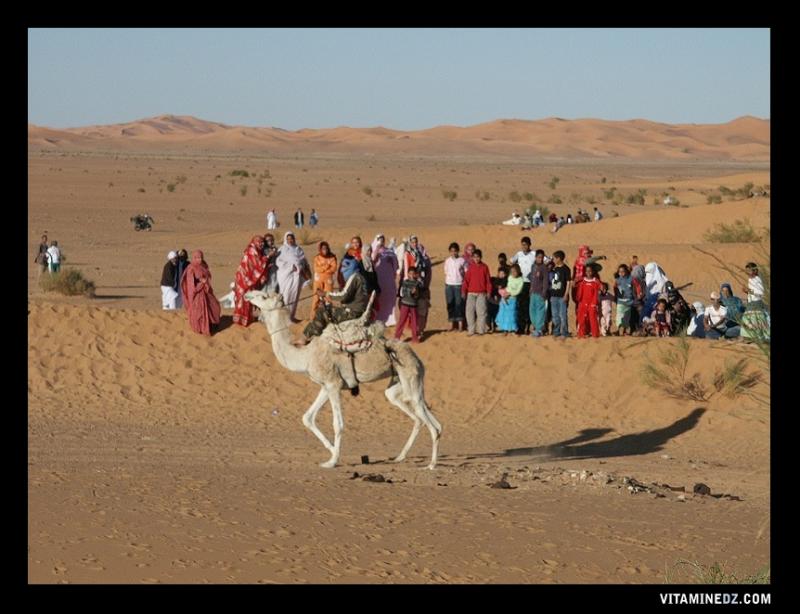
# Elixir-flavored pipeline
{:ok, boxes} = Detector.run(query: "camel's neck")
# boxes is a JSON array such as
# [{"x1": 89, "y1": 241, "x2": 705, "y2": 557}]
[{"x1": 262, "y1": 308, "x2": 309, "y2": 373}]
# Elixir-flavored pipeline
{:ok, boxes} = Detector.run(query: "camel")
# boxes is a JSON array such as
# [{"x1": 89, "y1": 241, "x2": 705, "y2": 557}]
[{"x1": 245, "y1": 290, "x2": 442, "y2": 469}]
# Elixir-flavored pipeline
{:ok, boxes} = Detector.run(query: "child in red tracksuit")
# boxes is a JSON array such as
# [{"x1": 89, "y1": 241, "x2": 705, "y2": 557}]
[{"x1": 576, "y1": 264, "x2": 602, "y2": 338}]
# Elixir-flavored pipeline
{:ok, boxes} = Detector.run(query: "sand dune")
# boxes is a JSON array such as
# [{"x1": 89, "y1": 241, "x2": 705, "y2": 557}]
[
  {"x1": 29, "y1": 114, "x2": 770, "y2": 160},
  {"x1": 28, "y1": 151, "x2": 770, "y2": 583}
]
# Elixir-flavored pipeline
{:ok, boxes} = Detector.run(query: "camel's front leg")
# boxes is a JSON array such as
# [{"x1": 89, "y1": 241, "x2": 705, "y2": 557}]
[
  {"x1": 320, "y1": 384, "x2": 344, "y2": 468},
  {"x1": 302, "y1": 387, "x2": 334, "y2": 454}
]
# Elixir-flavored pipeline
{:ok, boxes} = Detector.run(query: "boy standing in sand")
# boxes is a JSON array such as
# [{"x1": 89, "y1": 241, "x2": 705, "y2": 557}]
[
  {"x1": 395, "y1": 266, "x2": 422, "y2": 343},
  {"x1": 529, "y1": 249, "x2": 549, "y2": 337},
  {"x1": 511, "y1": 236, "x2": 536, "y2": 334},
  {"x1": 461, "y1": 249, "x2": 492, "y2": 336},
  {"x1": 548, "y1": 250, "x2": 571, "y2": 339}
]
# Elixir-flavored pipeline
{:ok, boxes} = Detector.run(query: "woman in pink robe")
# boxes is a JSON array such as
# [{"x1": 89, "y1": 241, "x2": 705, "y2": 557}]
[{"x1": 180, "y1": 250, "x2": 221, "y2": 336}]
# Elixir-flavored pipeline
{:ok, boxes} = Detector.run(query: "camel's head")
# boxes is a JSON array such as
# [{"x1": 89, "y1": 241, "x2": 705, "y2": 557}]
[{"x1": 245, "y1": 289, "x2": 284, "y2": 316}]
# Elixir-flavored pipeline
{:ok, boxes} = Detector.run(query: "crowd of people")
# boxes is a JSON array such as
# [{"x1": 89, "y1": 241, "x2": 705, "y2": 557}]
[
  {"x1": 443, "y1": 237, "x2": 768, "y2": 341},
  {"x1": 501, "y1": 207, "x2": 602, "y2": 232},
  {"x1": 152, "y1": 228, "x2": 768, "y2": 344}
]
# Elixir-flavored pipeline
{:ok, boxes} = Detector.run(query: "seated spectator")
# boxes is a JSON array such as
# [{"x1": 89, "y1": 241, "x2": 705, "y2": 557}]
[{"x1": 703, "y1": 292, "x2": 729, "y2": 339}]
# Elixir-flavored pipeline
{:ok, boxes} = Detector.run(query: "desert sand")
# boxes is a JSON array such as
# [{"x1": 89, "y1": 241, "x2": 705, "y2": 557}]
[{"x1": 28, "y1": 127, "x2": 770, "y2": 583}]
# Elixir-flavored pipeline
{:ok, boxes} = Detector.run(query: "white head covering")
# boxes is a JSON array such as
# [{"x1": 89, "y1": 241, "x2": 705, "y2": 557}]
[
  {"x1": 644, "y1": 262, "x2": 669, "y2": 296},
  {"x1": 167, "y1": 250, "x2": 177, "y2": 260},
  {"x1": 371, "y1": 233, "x2": 385, "y2": 255},
  {"x1": 692, "y1": 301, "x2": 704, "y2": 313},
  {"x1": 277, "y1": 231, "x2": 305, "y2": 267}
]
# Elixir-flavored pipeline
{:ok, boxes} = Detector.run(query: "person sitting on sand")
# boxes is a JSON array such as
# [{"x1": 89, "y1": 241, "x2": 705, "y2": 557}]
[
  {"x1": 703, "y1": 292, "x2": 729, "y2": 340},
  {"x1": 502, "y1": 212, "x2": 523, "y2": 226},
  {"x1": 296, "y1": 256, "x2": 369, "y2": 346},
  {"x1": 719, "y1": 282, "x2": 745, "y2": 337},
  {"x1": 687, "y1": 301, "x2": 706, "y2": 338},
  {"x1": 180, "y1": 250, "x2": 221, "y2": 336},
  {"x1": 651, "y1": 298, "x2": 672, "y2": 337}
]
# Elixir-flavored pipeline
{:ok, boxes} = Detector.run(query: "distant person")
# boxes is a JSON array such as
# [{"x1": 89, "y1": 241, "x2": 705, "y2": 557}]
[
  {"x1": 529, "y1": 249, "x2": 550, "y2": 337},
  {"x1": 395, "y1": 266, "x2": 422, "y2": 343},
  {"x1": 687, "y1": 301, "x2": 706, "y2": 338},
  {"x1": 180, "y1": 250, "x2": 221, "y2": 336},
  {"x1": 462, "y1": 242, "x2": 477, "y2": 272},
  {"x1": 46, "y1": 240, "x2": 62, "y2": 274},
  {"x1": 743, "y1": 262, "x2": 765, "y2": 306},
  {"x1": 310, "y1": 241, "x2": 338, "y2": 319},
  {"x1": 652, "y1": 298, "x2": 672, "y2": 337},
  {"x1": 497, "y1": 252, "x2": 510, "y2": 275},
  {"x1": 496, "y1": 263, "x2": 523, "y2": 335},
  {"x1": 233, "y1": 236, "x2": 270, "y2": 327},
  {"x1": 487, "y1": 265, "x2": 508, "y2": 333},
  {"x1": 35, "y1": 234, "x2": 49, "y2": 277},
  {"x1": 512, "y1": 237, "x2": 536, "y2": 334},
  {"x1": 262, "y1": 234, "x2": 279, "y2": 292},
  {"x1": 175, "y1": 249, "x2": 189, "y2": 308},
  {"x1": 566, "y1": 214, "x2": 574, "y2": 225},
  {"x1": 704, "y1": 292, "x2": 729, "y2": 340},
  {"x1": 267, "y1": 208, "x2": 278, "y2": 230},
  {"x1": 548, "y1": 250, "x2": 571, "y2": 340},
  {"x1": 443, "y1": 242, "x2": 467, "y2": 331},
  {"x1": 532, "y1": 209, "x2": 543, "y2": 227},
  {"x1": 294, "y1": 208, "x2": 305, "y2": 229},
  {"x1": 613, "y1": 264, "x2": 634, "y2": 336},
  {"x1": 276, "y1": 231, "x2": 308, "y2": 322},
  {"x1": 371, "y1": 234, "x2": 398, "y2": 325},
  {"x1": 599, "y1": 282, "x2": 614, "y2": 336},
  {"x1": 630, "y1": 263, "x2": 647, "y2": 333},
  {"x1": 309, "y1": 208, "x2": 319, "y2": 228},
  {"x1": 160, "y1": 251, "x2": 180, "y2": 310},
  {"x1": 720, "y1": 282, "x2": 745, "y2": 337},
  {"x1": 576, "y1": 264, "x2": 602, "y2": 338},
  {"x1": 461, "y1": 248, "x2": 492, "y2": 336},
  {"x1": 548, "y1": 212, "x2": 558, "y2": 224},
  {"x1": 594, "y1": 207, "x2": 603, "y2": 222}
]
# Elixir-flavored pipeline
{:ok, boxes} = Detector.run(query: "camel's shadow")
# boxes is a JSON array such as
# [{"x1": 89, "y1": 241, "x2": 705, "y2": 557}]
[{"x1": 388, "y1": 407, "x2": 706, "y2": 467}]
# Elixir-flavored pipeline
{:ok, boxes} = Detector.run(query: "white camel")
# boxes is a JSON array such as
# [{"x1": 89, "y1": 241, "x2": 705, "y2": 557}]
[{"x1": 245, "y1": 290, "x2": 442, "y2": 469}]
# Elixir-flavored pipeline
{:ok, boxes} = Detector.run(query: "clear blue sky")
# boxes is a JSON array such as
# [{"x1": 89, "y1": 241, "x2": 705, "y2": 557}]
[{"x1": 28, "y1": 28, "x2": 770, "y2": 130}]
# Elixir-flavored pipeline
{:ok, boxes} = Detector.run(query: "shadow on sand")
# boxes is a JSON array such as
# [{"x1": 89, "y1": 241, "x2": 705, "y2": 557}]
[{"x1": 441, "y1": 407, "x2": 707, "y2": 464}]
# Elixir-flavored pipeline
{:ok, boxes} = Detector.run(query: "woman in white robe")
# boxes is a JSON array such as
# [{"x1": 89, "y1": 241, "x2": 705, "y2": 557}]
[{"x1": 276, "y1": 231, "x2": 308, "y2": 321}]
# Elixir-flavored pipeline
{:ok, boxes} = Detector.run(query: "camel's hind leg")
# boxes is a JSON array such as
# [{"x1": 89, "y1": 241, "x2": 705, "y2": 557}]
[
  {"x1": 385, "y1": 381, "x2": 422, "y2": 463},
  {"x1": 302, "y1": 387, "x2": 334, "y2": 455},
  {"x1": 387, "y1": 340, "x2": 442, "y2": 469}
]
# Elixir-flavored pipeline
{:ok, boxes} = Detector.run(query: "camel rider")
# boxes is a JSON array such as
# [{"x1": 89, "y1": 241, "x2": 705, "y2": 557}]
[{"x1": 294, "y1": 256, "x2": 369, "y2": 346}]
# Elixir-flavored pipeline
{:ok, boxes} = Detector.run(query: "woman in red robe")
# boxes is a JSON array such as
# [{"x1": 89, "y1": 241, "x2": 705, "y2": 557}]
[
  {"x1": 180, "y1": 250, "x2": 221, "y2": 336},
  {"x1": 233, "y1": 235, "x2": 270, "y2": 327}
]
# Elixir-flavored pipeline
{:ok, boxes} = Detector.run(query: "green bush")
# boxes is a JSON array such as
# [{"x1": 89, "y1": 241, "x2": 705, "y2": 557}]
[
  {"x1": 508, "y1": 191, "x2": 522, "y2": 203},
  {"x1": 442, "y1": 190, "x2": 457, "y2": 201},
  {"x1": 704, "y1": 218, "x2": 762, "y2": 243},
  {"x1": 548, "y1": 176, "x2": 560, "y2": 190},
  {"x1": 166, "y1": 183, "x2": 176, "y2": 192},
  {"x1": 707, "y1": 194, "x2": 722, "y2": 204},
  {"x1": 362, "y1": 186, "x2": 373, "y2": 196},
  {"x1": 547, "y1": 194, "x2": 562, "y2": 204},
  {"x1": 39, "y1": 268, "x2": 96, "y2": 298},
  {"x1": 230, "y1": 169, "x2": 250, "y2": 177}
]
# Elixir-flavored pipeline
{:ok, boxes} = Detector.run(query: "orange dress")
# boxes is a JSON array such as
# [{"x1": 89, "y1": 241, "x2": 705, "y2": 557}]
[{"x1": 311, "y1": 253, "x2": 339, "y2": 317}]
